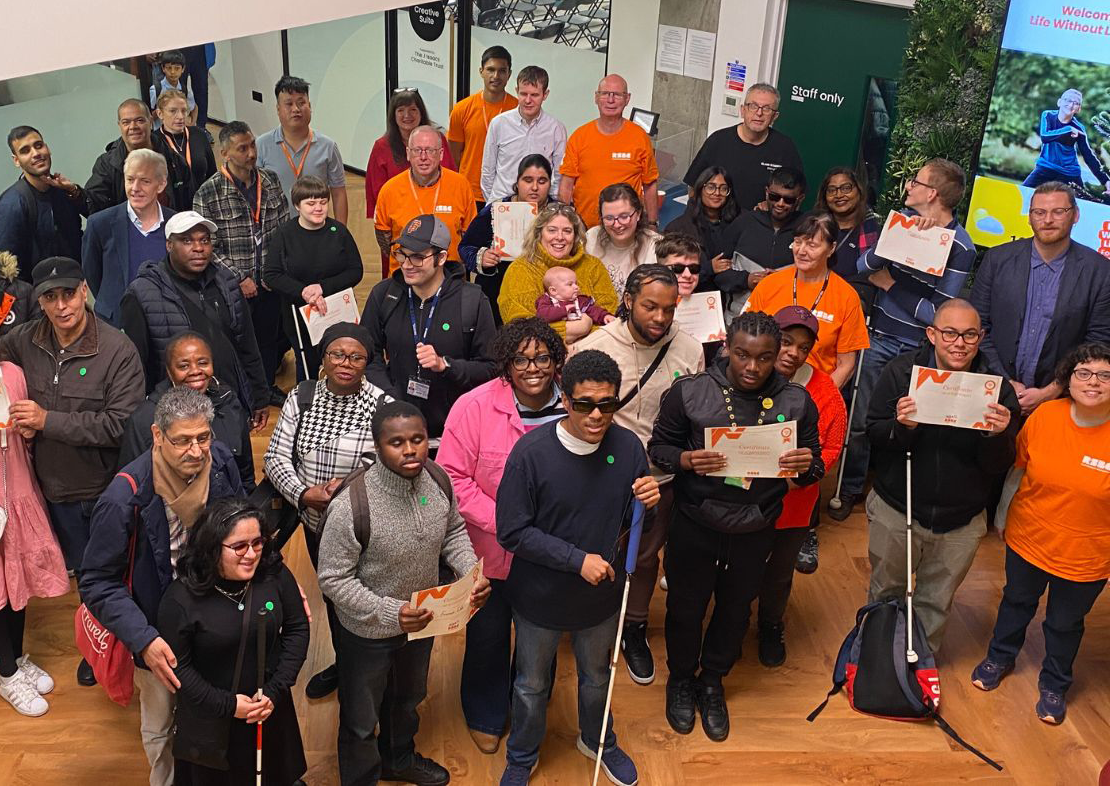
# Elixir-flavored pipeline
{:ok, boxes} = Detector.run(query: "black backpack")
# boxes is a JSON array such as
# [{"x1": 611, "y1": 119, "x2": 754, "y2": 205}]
[{"x1": 375, "y1": 276, "x2": 483, "y2": 355}]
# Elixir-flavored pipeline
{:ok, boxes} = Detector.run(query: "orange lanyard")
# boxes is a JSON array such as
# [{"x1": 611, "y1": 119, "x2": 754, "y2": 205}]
[
  {"x1": 407, "y1": 171, "x2": 441, "y2": 216},
  {"x1": 481, "y1": 95, "x2": 508, "y2": 131},
  {"x1": 279, "y1": 131, "x2": 313, "y2": 179},
  {"x1": 162, "y1": 127, "x2": 192, "y2": 170},
  {"x1": 222, "y1": 165, "x2": 262, "y2": 224}
]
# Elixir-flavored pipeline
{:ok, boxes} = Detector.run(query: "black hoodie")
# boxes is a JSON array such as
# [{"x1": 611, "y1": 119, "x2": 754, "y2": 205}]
[
  {"x1": 362, "y1": 261, "x2": 497, "y2": 438},
  {"x1": 649, "y1": 358, "x2": 824, "y2": 532},
  {"x1": 865, "y1": 344, "x2": 1020, "y2": 532}
]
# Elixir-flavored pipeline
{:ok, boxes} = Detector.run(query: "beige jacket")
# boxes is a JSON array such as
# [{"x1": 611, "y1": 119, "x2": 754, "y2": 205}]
[{"x1": 574, "y1": 319, "x2": 704, "y2": 481}]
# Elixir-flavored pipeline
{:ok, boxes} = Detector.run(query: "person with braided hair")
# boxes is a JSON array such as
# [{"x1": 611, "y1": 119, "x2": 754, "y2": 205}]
[{"x1": 648, "y1": 310, "x2": 824, "y2": 742}]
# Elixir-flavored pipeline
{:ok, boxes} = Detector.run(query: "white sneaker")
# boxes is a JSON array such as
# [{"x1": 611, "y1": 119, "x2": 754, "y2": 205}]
[
  {"x1": 0, "y1": 672, "x2": 49, "y2": 717},
  {"x1": 17, "y1": 655, "x2": 54, "y2": 694}
]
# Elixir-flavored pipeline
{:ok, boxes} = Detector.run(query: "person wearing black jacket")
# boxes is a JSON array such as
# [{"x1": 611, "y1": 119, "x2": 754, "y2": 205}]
[
  {"x1": 362, "y1": 214, "x2": 496, "y2": 441},
  {"x1": 85, "y1": 99, "x2": 171, "y2": 214},
  {"x1": 865, "y1": 299, "x2": 1019, "y2": 653},
  {"x1": 721, "y1": 167, "x2": 807, "y2": 297},
  {"x1": 649, "y1": 311, "x2": 823, "y2": 742},
  {"x1": 154, "y1": 89, "x2": 218, "y2": 211},
  {"x1": 665, "y1": 165, "x2": 743, "y2": 277}
]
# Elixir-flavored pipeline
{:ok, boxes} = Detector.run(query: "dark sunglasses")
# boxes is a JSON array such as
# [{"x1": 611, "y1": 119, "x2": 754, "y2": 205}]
[
  {"x1": 668, "y1": 263, "x2": 701, "y2": 275},
  {"x1": 767, "y1": 190, "x2": 799, "y2": 205},
  {"x1": 569, "y1": 397, "x2": 621, "y2": 414}
]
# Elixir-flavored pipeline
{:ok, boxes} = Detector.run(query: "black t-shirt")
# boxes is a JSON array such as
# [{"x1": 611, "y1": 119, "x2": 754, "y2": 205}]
[{"x1": 684, "y1": 126, "x2": 804, "y2": 211}]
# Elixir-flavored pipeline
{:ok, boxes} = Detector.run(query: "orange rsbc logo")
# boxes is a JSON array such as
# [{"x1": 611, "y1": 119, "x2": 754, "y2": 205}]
[
  {"x1": 709, "y1": 426, "x2": 745, "y2": 446},
  {"x1": 413, "y1": 585, "x2": 451, "y2": 608},
  {"x1": 914, "y1": 368, "x2": 951, "y2": 389},
  {"x1": 886, "y1": 212, "x2": 918, "y2": 231}
]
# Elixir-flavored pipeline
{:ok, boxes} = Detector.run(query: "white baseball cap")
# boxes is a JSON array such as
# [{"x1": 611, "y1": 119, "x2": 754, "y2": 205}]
[{"x1": 165, "y1": 210, "x2": 217, "y2": 239}]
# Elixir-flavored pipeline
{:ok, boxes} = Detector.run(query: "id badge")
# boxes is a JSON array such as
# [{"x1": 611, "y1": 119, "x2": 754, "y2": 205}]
[{"x1": 407, "y1": 376, "x2": 431, "y2": 400}]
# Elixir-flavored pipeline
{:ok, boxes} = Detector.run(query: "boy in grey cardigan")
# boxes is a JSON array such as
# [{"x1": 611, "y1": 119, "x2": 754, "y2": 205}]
[{"x1": 318, "y1": 400, "x2": 489, "y2": 786}]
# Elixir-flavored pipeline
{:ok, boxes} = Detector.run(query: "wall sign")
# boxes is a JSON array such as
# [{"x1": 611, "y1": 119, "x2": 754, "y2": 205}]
[{"x1": 409, "y1": 3, "x2": 446, "y2": 42}]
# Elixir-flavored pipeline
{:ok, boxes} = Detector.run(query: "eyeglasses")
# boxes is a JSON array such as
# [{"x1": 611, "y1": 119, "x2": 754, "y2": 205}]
[
  {"x1": 908, "y1": 178, "x2": 936, "y2": 191},
  {"x1": 1073, "y1": 368, "x2": 1110, "y2": 382},
  {"x1": 825, "y1": 183, "x2": 857, "y2": 196},
  {"x1": 569, "y1": 397, "x2": 621, "y2": 414},
  {"x1": 393, "y1": 249, "x2": 438, "y2": 266},
  {"x1": 744, "y1": 102, "x2": 778, "y2": 115},
  {"x1": 668, "y1": 263, "x2": 701, "y2": 275},
  {"x1": 165, "y1": 431, "x2": 213, "y2": 448},
  {"x1": 1029, "y1": 206, "x2": 1075, "y2": 221},
  {"x1": 408, "y1": 146, "x2": 441, "y2": 157},
  {"x1": 325, "y1": 350, "x2": 368, "y2": 366},
  {"x1": 766, "y1": 190, "x2": 799, "y2": 205},
  {"x1": 934, "y1": 328, "x2": 983, "y2": 344},
  {"x1": 222, "y1": 536, "x2": 269, "y2": 557},
  {"x1": 511, "y1": 354, "x2": 554, "y2": 371},
  {"x1": 595, "y1": 91, "x2": 629, "y2": 100},
  {"x1": 601, "y1": 211, "x2": 638, "y2": 226},
  {"x1": 703, "y1": 184, "x2": 731, "y2": 195}
]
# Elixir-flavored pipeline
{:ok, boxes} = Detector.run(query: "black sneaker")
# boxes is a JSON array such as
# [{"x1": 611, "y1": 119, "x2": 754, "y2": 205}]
[
  {"x1": 76, "y1": 658, "x2": 97, "y2": 687},
  {"x1": 758, "y1": 622, "x2": 786, "y2": 667},
  {"x1": 305, "y1": 663, "x2": 338, "y2": 699},
  {"x1": 665, "y1": 678, "x2": 696, "y2": 734},
  {"x1": 693, "y1": 679, "x2": 730, "y2": 742},
  {"x1": 795, "y1": 529, "x2": 819, "y2": 574},
  {"x1": 381, "y1": 753, "x2": 451, "y2": 786},
  {"x1": 620, "y1": 621, "x2": 655, "y2": 685},
  {"x1": 826, "y1": 493, "x2": 857, "y2": 522},
  {"x1": 269, "y1": 385, "x2": 288, "y2": 408}
]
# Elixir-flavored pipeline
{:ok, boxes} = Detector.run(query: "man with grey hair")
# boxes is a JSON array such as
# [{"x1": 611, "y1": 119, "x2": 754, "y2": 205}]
[
  {"x1": 683, "y1": 82, "x2": 803, "y2": 210},
  {"x1": 80, "y1": 384, "x2": 246, "y2": 786},
  {"x1": 83, "y1": 148, "x2": 175, "y2": 327}
]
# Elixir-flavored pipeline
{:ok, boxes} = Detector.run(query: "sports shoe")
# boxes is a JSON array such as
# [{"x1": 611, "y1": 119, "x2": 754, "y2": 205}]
[
  {"x1": 498, "y1": 763, "x2": 534, "y2": 785},
  {"x1": 758, "y1": 622, "x2": 786, "y2": 667},
  {"x1": 0, "y1": 672, "x2": 48, "y2": 717},
  {"x1": 794, "y1": 529, "x2": 819, "y2": 574},
  {"x1": 1036, "y1": 685, "x2": 1066, "y2": 725},
  {"x1": 693, "y1": 679, "x2": 730, "y2": 742},
  {"x1": 306, "y1": 663, "x2": 338, "y2": 699},
  {"x1": 576, "y1": 737, "x2": 638, "y2": 786},
  {"x1": 665, "y1": 678, "x2": 696, "y2": 734},
  {"x1": 826, "y1": 493, "x2": 858, "y2": 522},
  {"x1": 381, "y1": 752, "x2": 450, "y2": 786},
  {"x1": 17, "y1": 655, "x2": 54, "y2": 694},
  {"x1": 970, "y1": 658, "x2": 1013, "y2": 691},
  {"x1": 620, "y1": 621, "x2": 655, "y2": 685}
]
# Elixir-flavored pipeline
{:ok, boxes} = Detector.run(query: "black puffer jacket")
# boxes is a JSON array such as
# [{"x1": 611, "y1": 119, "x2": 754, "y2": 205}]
[{"x1": 649, "y1": 359, "x2": 824, "y2": 532}]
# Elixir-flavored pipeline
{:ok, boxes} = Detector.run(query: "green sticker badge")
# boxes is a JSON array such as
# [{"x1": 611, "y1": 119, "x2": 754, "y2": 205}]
[
  {"x1": 419, "y1": 496, "x2": 428, "y2": 506},
  {"x1": 330, "y1": 226, "x2": 337, "y2": 232},
  {"x1": 777, "y1": 414, "x2": 786, "y2": 422},
  {"x1": 606, "y1": 455, "x2": 615, "y2": 464},
  {"x1": 442, "y1": 322, "x2": 451, "y2": 331},
  {"x1": 79, "y1": 367, "x2": 87, "y2": 376}
]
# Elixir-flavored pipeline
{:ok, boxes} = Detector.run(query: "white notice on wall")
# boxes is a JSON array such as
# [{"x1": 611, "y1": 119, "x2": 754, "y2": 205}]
[
  {"x1": 656, "y1": 25, "x2": 687, "y2": 76},
  {"x1": 683, "y1": 30, "x2": 716, "y2": 81}
]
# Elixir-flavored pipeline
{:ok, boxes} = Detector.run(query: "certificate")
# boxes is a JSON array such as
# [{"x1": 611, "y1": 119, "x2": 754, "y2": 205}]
[
  {"x1": 908, "y1": 365, "x2": 1001, "y2": 431},
  {"x1": 296, "y1": 287, "x2": 361, "y2": 346},
  {"x1": 491, "y1": 201, "x2": 538, "y2": 259},
  {"x1": 705, "y1": 422, "x2": 798, "y2": 479},
  {"x1": 407, "y1": 559, "x2": 484, "y2": 641},
  {"x1": 732, "y1": 251, "x2": 767, "y2": 275},
  {"x1": 674, "y1": 291, "x2": 727, "y2": 343},
  {"x1": 873, "y1": 210, "x2": 956, "y2": 276}
]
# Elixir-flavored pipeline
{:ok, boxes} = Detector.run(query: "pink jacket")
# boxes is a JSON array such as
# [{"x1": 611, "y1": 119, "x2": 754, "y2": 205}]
[{"x1": 437, "y1": 377, "x2": 525, "y2": 579}]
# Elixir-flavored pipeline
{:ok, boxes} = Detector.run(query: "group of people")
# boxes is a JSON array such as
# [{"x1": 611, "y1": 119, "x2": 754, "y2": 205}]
[{"x1": 0, "y1": 37, "x2": 1106, "y2": 786}]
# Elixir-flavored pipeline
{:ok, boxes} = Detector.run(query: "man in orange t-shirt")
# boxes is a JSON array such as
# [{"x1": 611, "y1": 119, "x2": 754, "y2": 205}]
[
  {"x1": 743, "y1": 267, "x2": 869, "y2": 388},
  {"x1": 376, "y1": 126, "x2": 476, "y2": 274},
  {"x1": 447, "y1": 45, "x2": 516, "y2": 208},
  {"x1": 558, "y1": 73, "x2": 659, "y2": 228}
]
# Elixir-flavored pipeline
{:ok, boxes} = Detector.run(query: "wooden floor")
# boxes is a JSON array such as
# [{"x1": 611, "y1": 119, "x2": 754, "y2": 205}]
[{"x1": 2, "y1": 175, "x2": 1108, "y2": 784}]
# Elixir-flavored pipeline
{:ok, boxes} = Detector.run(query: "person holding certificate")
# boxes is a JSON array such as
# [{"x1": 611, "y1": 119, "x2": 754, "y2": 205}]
[
  {"x1": 648, "y1": 311, "x2": 823, "y2": 742},
  {"x1": 973, "y1": 341, "x2": 1110, "y2": 726},
  {"x1": 865, "y1": 299, "x2": 1019, "y2": 653},
  {"x1": 585, "y1": 183, "x2": 660, "y2": 298}
]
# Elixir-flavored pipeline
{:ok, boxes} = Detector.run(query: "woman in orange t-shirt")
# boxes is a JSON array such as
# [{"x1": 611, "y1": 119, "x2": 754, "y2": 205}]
[
  {"x1": 973, "y1": 342, "x2": 1110, "y2": 725},
  {"x1": 743, "y1": 212, "x2": 869, "y2": 389}
]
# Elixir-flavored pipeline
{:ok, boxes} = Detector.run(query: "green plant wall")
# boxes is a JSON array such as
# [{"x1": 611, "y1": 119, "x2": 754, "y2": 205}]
[{"x1": 878, "y1": 0, "x2": 1009, "y2": 219}]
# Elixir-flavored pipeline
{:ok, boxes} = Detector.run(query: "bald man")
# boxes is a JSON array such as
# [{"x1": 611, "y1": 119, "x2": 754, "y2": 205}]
[
  {"x1": 558, "y1": 74, "x2": 659, "y2": 228},
  {"x1": 862, "y1": 299, "x2": 1020, "y2": 652}
]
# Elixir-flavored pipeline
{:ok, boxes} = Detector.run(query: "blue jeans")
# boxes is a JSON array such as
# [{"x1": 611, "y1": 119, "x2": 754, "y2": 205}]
[
  {"x1": 461, "y1": 578, "x2": 514, "y2": 735},
  {"x1": 840, "y1": 330, "x2": 921, "y2": 498},
  {"x1": 505, "y1": 611, "x2": 618, "y2": 768}
]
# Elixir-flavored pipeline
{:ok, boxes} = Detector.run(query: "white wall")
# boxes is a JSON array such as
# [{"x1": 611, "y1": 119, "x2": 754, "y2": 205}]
[
  {"x1": 706, "y1": 0, "x2": 786, "y2": 135},
  {"x1": 608, "y1": 0, "x2": 661, "y2": 111}
]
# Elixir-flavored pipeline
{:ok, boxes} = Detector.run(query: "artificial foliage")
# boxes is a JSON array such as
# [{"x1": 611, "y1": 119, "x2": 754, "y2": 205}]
[{"x1": 878, "y1": 0, "x2": 1008, "y2": 218}]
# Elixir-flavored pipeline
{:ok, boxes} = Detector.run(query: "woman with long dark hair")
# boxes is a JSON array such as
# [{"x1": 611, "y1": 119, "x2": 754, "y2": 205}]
[
  {"x1": 586, "y1": 182, "x2": 660, "y2": 297},
  {"x1": 814, "y1": 167, "x2": 879, "y2": 292},
  {"x1": 666, "y1": 165, "x2": 743, "y2": 280},
  {"x1": 158, "y1": 499, "x2": 309, "y2": 785}
]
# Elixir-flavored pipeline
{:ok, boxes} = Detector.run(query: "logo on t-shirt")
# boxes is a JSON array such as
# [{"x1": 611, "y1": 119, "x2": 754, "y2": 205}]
[
  {"x1": 611, "y1": 152, "x2": 632, "y2": 160},
  {"x1": 434, "y1": 205, "x2": 453, "y2": 213},
  {"x1": 813, "y1": 309, "x2": 835, "y2": 323},
  {"x1": 1081, "y1": 455, "x2": 1110, "y2": 474}
]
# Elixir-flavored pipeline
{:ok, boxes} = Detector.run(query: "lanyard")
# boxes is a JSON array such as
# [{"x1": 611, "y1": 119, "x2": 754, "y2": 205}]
[
  {"x1": 408, "y1": 285, "x2": 442, "y2": 347},
  {"x1": 482, "y1": 95, "x2": 508, "y2": 131},
  {"x1": 792, "y1": 269, "x2": 830, "y2": 311},
  {"x1": 408, "y1": 171, "x2": 441, "y2": 216},
  {"x1": 222, "y1": 165, "x2": 262, "y2": 224},
  {"x1": 279, "y1": 131, "x2": 313, "y2": 179},
  {"x1": 162, "y1": 127, "x2": 191, "y2": 170}
]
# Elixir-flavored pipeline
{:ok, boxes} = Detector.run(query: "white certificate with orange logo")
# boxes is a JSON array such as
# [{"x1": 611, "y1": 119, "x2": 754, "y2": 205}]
[
  {"x1": 296, "y1": 288, "x2": 361, "y2": 346},
  {"x1": 704, "y1": 422, "x2": 798, "y2": 479},
  {"x1": 407, "y1": 559, "x2": 484, "y2": 641},
  {"x1": 492, "y1": 201, "x2": 539, "y2": 259},
  {"x1": 873, "y1": 210, "x2": 955, "y2": 276},
  {"x1": 674, "y1": 291, "x2": 727, "y2": 343},
  {"x1": 908, "y1": 365, "x2": 1001, "y2": 430}
]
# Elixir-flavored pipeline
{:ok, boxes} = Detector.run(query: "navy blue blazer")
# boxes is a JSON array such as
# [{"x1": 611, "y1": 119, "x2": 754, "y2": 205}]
[
  {"x1": 82, "y1": 203, "x2": 175, "y2": 327},
  {"x1": 970, "y1": 236, "x2": 1110, "y2": 388}
]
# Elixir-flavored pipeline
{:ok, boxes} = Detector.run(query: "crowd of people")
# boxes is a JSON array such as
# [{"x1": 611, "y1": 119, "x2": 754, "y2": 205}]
[{"x1": 0, "y1": 42, "x2": 1107, "y2": 786}]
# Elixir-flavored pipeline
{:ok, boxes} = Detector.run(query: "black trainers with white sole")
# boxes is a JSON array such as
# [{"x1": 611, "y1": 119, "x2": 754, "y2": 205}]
[{"x1": 620, "y1": 621, "x2": 655, "y2": 685}]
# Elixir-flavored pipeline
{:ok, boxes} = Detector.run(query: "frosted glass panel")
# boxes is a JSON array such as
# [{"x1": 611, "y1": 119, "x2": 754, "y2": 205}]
[{"x1": 396, "y1": 7, "x2": 455, "y2": 129}]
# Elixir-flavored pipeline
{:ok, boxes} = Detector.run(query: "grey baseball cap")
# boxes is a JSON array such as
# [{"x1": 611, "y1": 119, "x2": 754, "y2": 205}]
[{"x1": 396, "y1": 214, "x2": 450, "y2": 253}]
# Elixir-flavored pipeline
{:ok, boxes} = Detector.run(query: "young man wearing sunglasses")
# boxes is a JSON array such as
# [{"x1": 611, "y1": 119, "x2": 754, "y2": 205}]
[
  {"x1": 573, "y1": 264, "x2": 703, "y2": 687},
  {"x1": 731, "y1": 167, "x2": 807, "y2": 289},
  {"x1": 496, "y1": 349, "x2": 660, "y2": 786},
  {"x1": 362, "y1": 214, "x2": 497, "y2": 444}
]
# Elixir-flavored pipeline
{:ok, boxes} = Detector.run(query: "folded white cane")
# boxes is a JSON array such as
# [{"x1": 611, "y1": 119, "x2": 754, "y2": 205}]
[{"x1": 256, "y1": 601, "x2": 273, "y2": 786}]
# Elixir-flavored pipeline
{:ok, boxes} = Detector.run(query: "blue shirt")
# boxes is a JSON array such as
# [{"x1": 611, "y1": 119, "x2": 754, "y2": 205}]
[
  {"x1": 1013, "y1": 245, "x2": 1067, "y2": 387},
  {"x1": 1033, "y1": 111, "x2": 1107, "y2": 183}
]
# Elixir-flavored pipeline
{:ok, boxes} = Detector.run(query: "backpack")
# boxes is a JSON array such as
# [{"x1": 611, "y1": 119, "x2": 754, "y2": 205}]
[
  {"x1": 376, "y1": 276, "x2": 483, "y2": 355},
  {"x1": 808, "y1": 597, "x2": 1002, "y2": 771}
]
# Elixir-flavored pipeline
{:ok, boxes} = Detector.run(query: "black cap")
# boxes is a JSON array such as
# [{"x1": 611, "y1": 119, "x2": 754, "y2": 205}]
[
  {"x1": 32, "y1": 256, "x2": 85, "y2": 300},
  {"x1": 396, "y1": 214, "x2": 451, "y2": 253},
  {"x1": 320, "y1": 322, "x2": 373, "y2": 355}
]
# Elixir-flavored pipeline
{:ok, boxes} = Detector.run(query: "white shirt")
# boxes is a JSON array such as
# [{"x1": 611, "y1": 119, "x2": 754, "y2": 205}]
[
  {"x1": 481, "y1": 108, "x2": 568, "y2": 201},
  {"x1": 556, "y1": 419, "x2": 600, "y2": 455},
  {"x1": 126, "y1": 202, "x2": 166, "y2": 237}
]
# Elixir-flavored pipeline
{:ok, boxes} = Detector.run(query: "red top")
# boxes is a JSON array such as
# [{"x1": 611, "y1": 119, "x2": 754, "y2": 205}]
[
  {"x1": 364, "y1": 132, "x2": 458, "y2": 218},
  {"x1": 776, "y1": 367, "x2": 847, "y2": 529}
]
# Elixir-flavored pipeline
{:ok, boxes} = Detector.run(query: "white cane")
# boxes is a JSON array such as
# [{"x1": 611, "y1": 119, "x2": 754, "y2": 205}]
[
  {"x1": 829, "y1": 315, "x2": 870, "y2": 511},
  {"x1": 904, "y1": 450, "x2": 918, "y2": 663},
  {"x1": 290, "y1": 304, "x2": 311, "y2": 382},
  {"x1": 591, "y1": 498, "x2": 645, "y2": 786}
]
